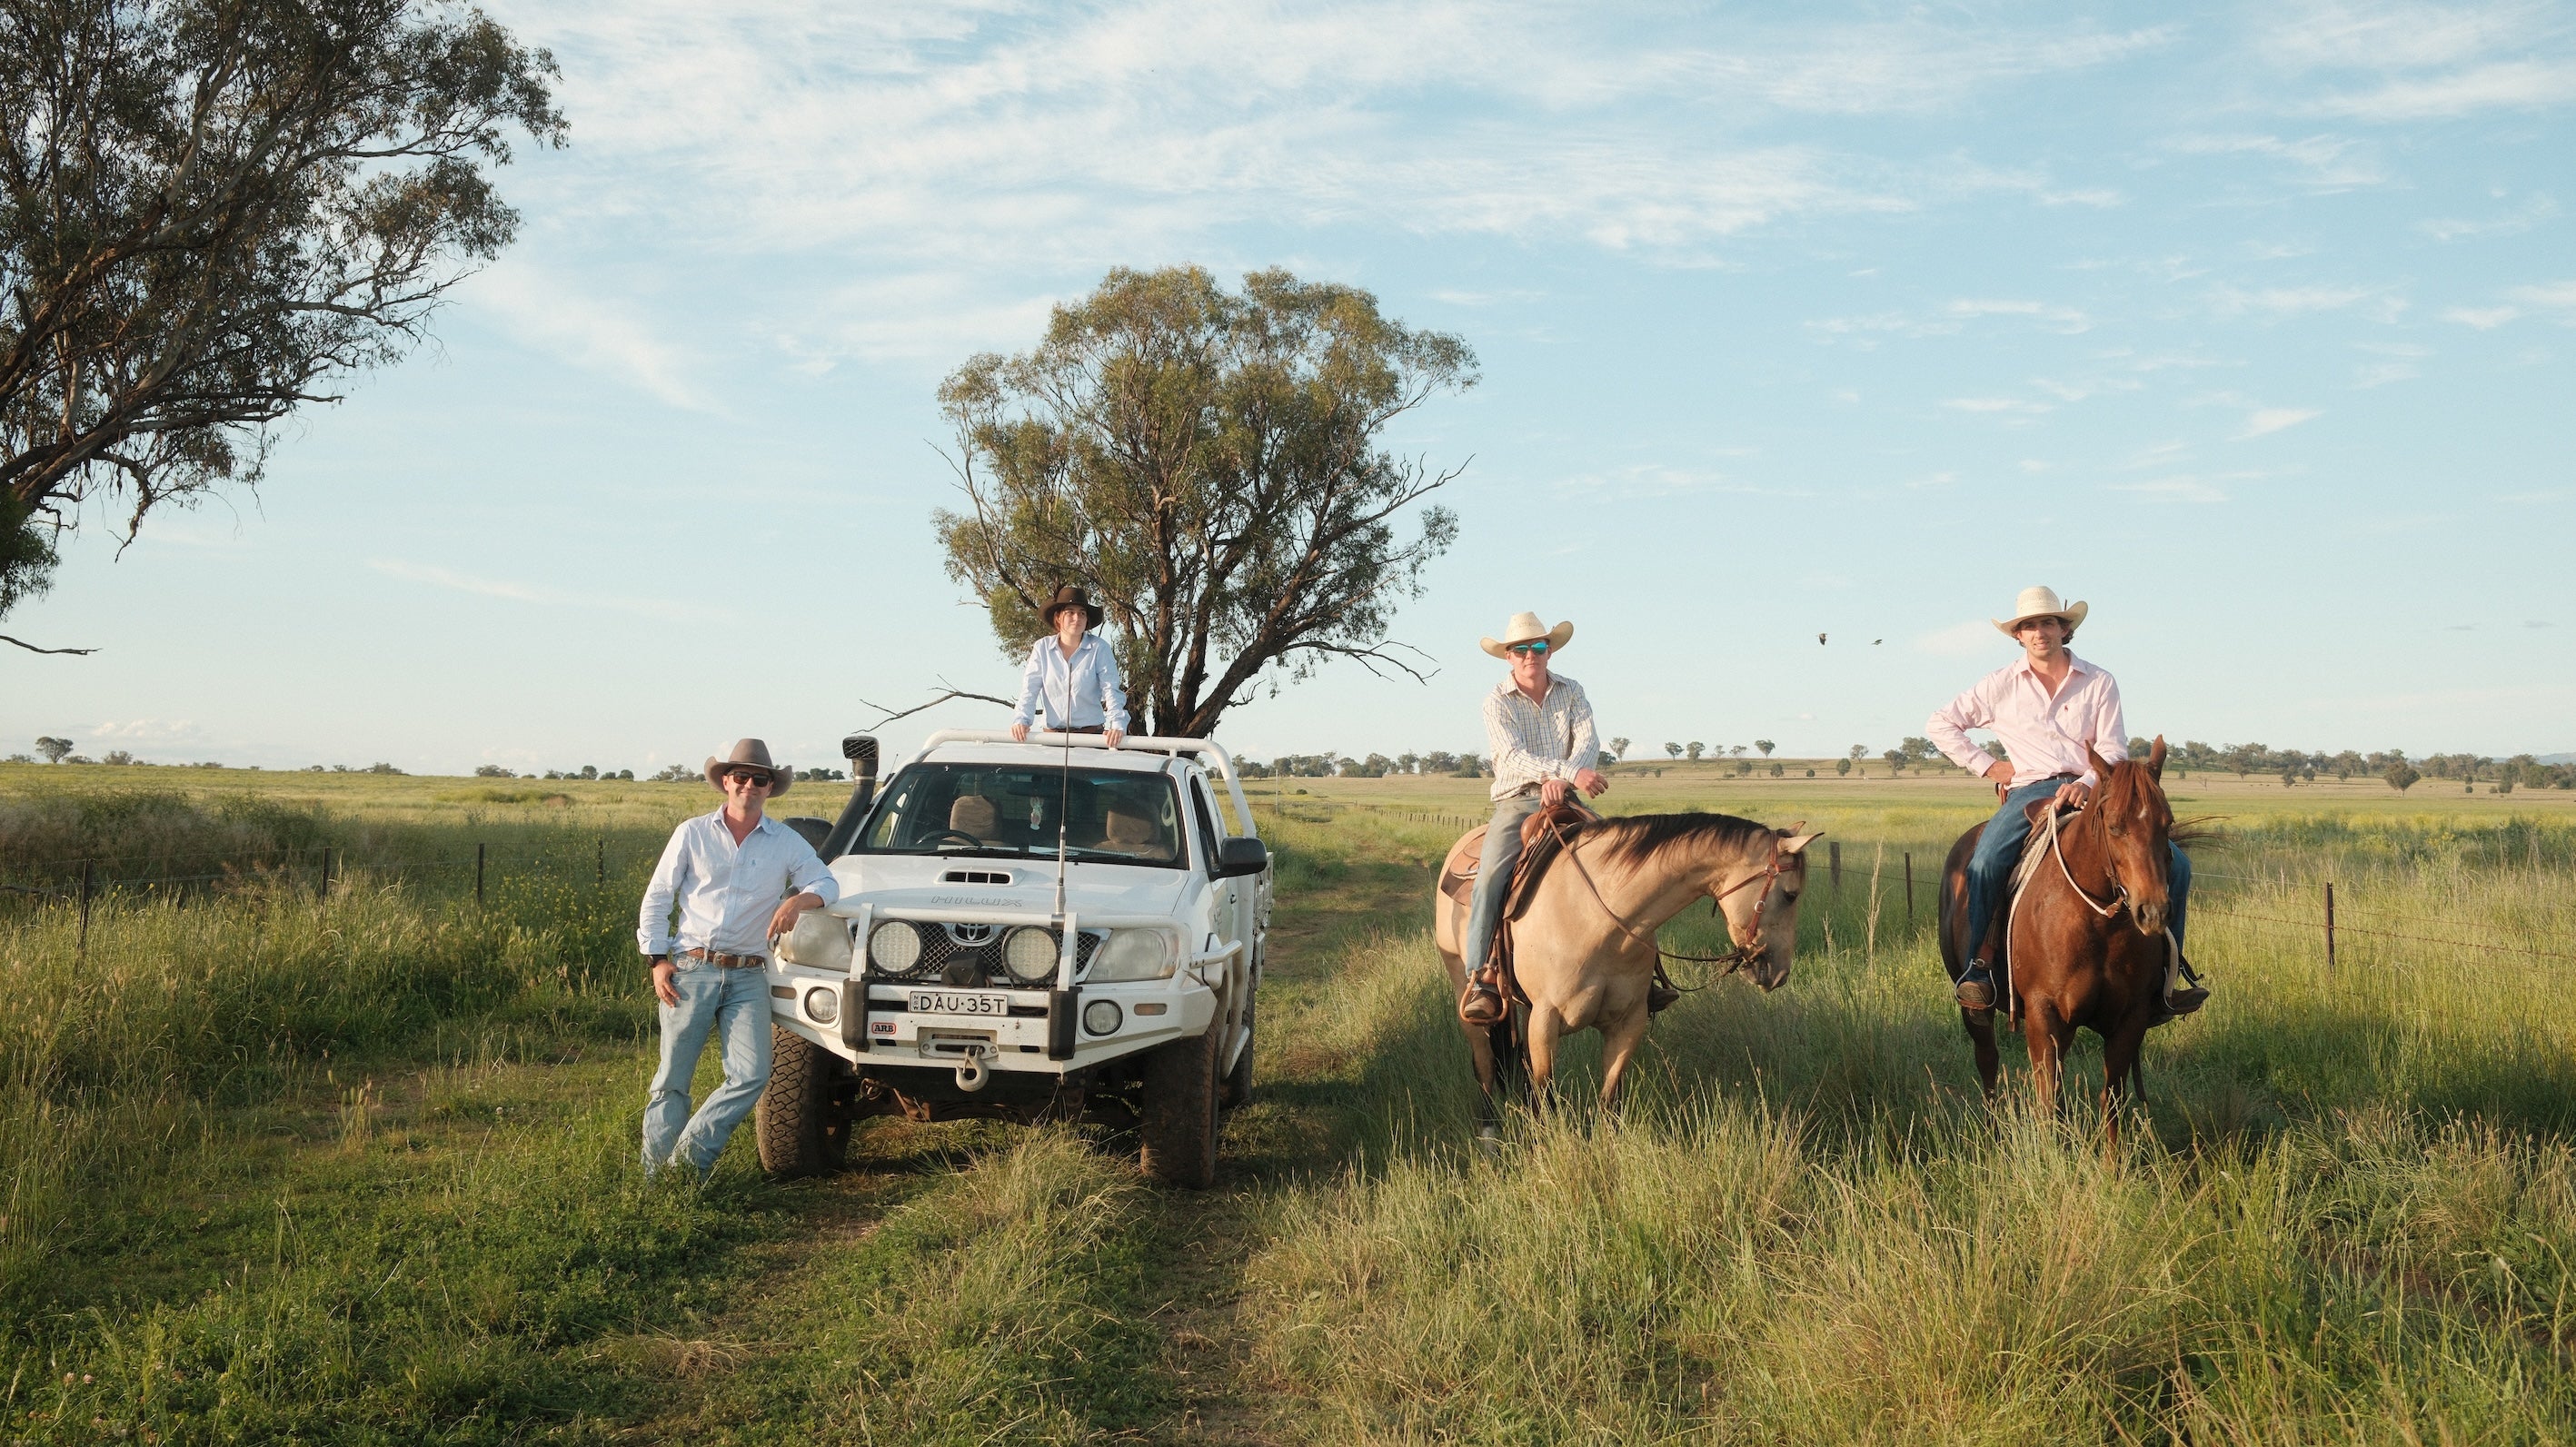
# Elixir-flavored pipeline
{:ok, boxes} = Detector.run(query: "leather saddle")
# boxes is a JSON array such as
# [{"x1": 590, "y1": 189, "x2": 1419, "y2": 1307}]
[{"x1": 1442, "y1": 802, "x2": 1596, "y2": 1015}]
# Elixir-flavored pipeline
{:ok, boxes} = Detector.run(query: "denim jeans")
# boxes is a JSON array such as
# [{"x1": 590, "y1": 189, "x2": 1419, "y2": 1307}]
[
  {"x1": 642, "y1": 957, "x2": 773, "y2": 1177},
  {"x1": 1962, "y1": 778, "x2": 2193, "y2": 964},
  {"x1": 1461, "y1": 793, "x2": 1547, "y2": 976}
]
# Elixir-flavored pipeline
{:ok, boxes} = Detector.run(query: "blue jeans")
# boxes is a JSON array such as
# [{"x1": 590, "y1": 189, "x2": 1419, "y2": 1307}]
[
  {"x1": 1462, "y1": 794, "x2": 1547, "y2": 977},
  {"x1": 642, "y1": 959, "x2": 773, "y2": 1177},
  {"x1": 1963, "y1": 778, "x2": 2192, "y2": 964}
]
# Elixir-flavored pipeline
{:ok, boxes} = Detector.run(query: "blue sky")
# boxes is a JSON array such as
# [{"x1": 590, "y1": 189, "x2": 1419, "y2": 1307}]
[{"x1": 6, "y1": 0, "x2": 2572, "y2": 776}]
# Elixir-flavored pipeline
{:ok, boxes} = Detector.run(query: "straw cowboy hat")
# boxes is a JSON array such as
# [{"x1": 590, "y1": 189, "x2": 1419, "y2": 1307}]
[
  {"x1": 1992, "y1": 585, "x2": 2087, "y2": 638},
  {"x1": 703, "y1": 738, "x2": 793, "y2": 796},
  {"x1": 1479, "y1": 610, "x2": 1575, "y2": 660},
  {"x1": 1039, "y1": 585, "x2": 1103, "y2": 629}
]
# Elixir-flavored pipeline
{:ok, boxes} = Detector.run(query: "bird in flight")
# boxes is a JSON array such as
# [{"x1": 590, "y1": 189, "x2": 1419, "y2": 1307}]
[
  {"x1": 1817, "y1": 632, "x2": 1827, "y2": 645},
  {"x1": 1874, "y1": 639, "x2": 1883, "y2": 645}
]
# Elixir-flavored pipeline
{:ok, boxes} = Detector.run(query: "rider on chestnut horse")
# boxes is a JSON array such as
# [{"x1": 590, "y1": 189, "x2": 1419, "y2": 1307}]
[
  {"x1": 1457, "y1": 610, "x2": 1619, "y2": 1026},
  {"x1": 1926, "y1": 586, "x2": 2210, "y2": 1018}
]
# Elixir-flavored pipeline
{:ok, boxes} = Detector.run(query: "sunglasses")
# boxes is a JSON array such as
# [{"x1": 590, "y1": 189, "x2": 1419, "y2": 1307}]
[
  {"x1": 726, "y1": 769, "x2": 775, "y2": 788},
  {"x1": 1508, "y1": 640, "x2": 1550, "y2": 656}
]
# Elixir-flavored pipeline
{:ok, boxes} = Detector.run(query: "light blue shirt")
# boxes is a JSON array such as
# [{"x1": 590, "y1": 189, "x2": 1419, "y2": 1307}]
[
  {"x1": 1012, "y1": 632, "x2": 1130, "y2": 732},
  {"x1": 638, "y1": 809, "x2": 840, "y2": 956}
]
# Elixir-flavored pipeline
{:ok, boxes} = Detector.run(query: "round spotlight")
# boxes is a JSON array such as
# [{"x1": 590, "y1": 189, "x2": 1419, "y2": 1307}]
[
  {"x1": 1081, "y1": 999, "x2": 1123, "y2": 1036},
  {"x1": 803, "y1": 986, "x2": 840, "y2": 1025},
  {"x1": 869, "y1": 920, "x2": 922, "y2": 975},
  {"x1": 1001, "y1": 926, "x2": 1059, "y2": 985}
]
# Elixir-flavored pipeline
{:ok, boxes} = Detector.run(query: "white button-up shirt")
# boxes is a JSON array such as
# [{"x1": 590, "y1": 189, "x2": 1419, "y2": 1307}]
[
  {"x1": 1925, "y1": 651, "x2": 2129, "y2": 789},
  {"x1": 1012, "y1": 632, "x2": 1130, "y2": 732},
  {"x1": 638, "y1": 809, "x2": 840, "y2": 957},
  {"x1": 1483, "y1": 673, "x2": 1601, "y2": 802}
]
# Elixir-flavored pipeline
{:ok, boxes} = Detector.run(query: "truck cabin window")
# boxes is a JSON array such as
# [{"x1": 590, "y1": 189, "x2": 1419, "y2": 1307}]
[{"x1": 860, "y1": 763, "x2": 1185, "y2": 867}]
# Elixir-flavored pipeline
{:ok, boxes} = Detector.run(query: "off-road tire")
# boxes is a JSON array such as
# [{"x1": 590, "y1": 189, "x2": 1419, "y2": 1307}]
[
  {"x1": 1139, "y1": 1026, "x2": 1220, "y2": 1188},
  {"x1": 1220, "y1": 994, "x2": 1256, "y2": 1110},
  {"x1": 756, "y1": 1026, "x2": 849, "y2": 1178}
]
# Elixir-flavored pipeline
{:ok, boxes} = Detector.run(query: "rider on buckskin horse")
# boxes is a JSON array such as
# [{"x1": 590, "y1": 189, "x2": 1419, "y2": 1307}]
[
  {"x1": 1925, "y1": 586, "x2": 2210, "y2": 1018},
  {"x1": 1457, "y1": 610, "x2": 1617, "y2": 1027}
]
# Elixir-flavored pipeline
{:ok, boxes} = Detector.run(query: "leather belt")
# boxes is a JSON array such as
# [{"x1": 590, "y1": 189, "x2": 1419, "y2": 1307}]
[{"x1": 677, "y1": 946, "x2": 767, "y2": 968}]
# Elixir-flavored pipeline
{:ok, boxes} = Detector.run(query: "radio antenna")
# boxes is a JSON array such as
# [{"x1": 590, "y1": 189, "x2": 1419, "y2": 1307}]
[{"x1": 1053, "y1": 722, "x2": 1072, "y2": 927}]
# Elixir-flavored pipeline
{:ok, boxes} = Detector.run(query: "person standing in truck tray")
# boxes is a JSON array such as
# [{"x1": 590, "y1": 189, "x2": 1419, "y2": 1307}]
[
  {"x1": 1010, "y1": 585, "x2": 1129, "y2": 748},
  {"x1": 637, "y1": 738, "x2": 839, "y2": 1180}
]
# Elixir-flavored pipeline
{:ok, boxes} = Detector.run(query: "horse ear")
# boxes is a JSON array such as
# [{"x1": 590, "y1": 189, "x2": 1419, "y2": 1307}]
[
  {"x1": 1779, "y1": 829, "x2": 1824, "y2": 856},
  {"x1": 2087, "y1": 745, "x2": 2119, "y2": 780},
  {"x1": 2147, "y1": 735, "x2": 2167, "y2": 782}
]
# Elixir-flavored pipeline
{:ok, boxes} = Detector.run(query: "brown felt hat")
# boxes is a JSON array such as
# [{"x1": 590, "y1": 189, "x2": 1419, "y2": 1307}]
[
  {"x1": 703, "y1": 738, "x2": 792, "y2": 797},
  {"x1": 1039, "y1": 585, "x2": 1103, "y2": 629}
]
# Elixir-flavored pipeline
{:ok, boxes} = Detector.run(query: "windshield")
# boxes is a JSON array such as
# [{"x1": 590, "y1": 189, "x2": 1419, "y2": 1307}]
[{"x1": 859, "y1": 762, "x2": 1185, "y2": 867}]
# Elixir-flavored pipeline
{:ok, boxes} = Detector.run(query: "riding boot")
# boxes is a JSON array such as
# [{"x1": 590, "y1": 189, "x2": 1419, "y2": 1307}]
[
  {"x1": 1459, "y1": 974, "x2": 1507, "y2": 1026},
  {"x1": 1955, "y1": 960, "x2": 1997, "y2": 1011},
  {"x1": 2165, "y1": 949, "x2": 2209, "y2": 1016},
  {"x1": 1646, "y1": 976, "x2": 1682, "y2": 1014}
]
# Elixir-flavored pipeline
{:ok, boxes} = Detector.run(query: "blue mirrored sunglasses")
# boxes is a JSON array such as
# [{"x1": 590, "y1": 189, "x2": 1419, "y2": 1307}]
[{"x1": 1508, "y1": 640, "x2": 1549, "y2": 655}]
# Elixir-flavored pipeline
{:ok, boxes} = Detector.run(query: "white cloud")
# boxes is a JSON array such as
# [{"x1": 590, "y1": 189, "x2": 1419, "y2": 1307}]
[
  {"x1": 2240, "y1": 407, "x2": 2324, "y2": 437},
  {"x1": 2354, "y1": 362, "x2": 2419, "y2": 387},
  {"x1": 1943, "y1": 298, "x2": 2094, "y2": 332},
  {"x1": 2444, "y1": 304, "x2": 2522, "y2": 328},
  {"x1": 88, "y1": 719, "x2": 204, "y2": 742},
  {"x1": 2168, "y1": 133, "x2": 2386, "y2": 188},
  {"x1": 464, "y1": 265, "x2": 717, "y2": 411},
  {"x1": 1943, "y1": 397, "x2": 2054, "y2": 415},
  {"x1": 368, "y1": 560, "x2": 719, "y2": 623},
  {"x1": 1552, "y1": 463, "x2": 1785, "y2": 499},
  {"x1": 1914, "y1": 619, "x2": 1997, "y2": 656},
  {"x1": 2509, "y1": 280, "x2": 2576, "y2": 321},
  {"x1": 2109, "y1": 478, "x2": 2231, "y2": 503},
  {"x1": 2314, "y1": 59, "x2": 2576, "y2": 119},
  {"x1": 2208, "y1": 283, "x2": 2403, "y2": 321}
]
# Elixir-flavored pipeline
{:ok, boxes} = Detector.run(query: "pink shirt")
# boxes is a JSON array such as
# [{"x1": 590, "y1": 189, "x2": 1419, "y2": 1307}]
[{"x1": 1925, "y1": 652, "x2": 2129, "y2": 788}]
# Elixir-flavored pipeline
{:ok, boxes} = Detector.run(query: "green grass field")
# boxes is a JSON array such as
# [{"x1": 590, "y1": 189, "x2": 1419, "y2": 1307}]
[{"x1": 2, "y1": 759, "x2": 2572, "y2": 1442}]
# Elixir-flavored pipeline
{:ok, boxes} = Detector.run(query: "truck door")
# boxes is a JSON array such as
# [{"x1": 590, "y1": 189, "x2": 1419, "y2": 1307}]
[{"x1": 1188, "y1": 773, "x2": 1249, "y2": 1043}]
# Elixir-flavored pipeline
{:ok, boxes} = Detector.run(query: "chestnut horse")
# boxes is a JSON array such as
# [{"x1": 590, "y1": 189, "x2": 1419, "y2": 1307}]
[
  {"x1": 1435, "y1": 813, "x2": 1822, "y2": 1132},
  {"x1": 1938, "y1": 738, "x2": 2179, "y2": 1125}
]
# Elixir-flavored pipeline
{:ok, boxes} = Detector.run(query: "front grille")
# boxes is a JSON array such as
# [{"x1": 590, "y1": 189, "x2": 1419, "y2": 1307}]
[{"x1": 870, "y1": 922, "x2": 1100, "y2": 986}]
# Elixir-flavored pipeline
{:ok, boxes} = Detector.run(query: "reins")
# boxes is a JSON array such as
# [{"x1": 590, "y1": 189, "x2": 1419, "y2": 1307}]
[
  {"x1": 2044, "y1": 799, "x2": 2128, "y2": 920},
  {"x1": 1538, "y1": 814, "x2": 1789, "y2": 976}
]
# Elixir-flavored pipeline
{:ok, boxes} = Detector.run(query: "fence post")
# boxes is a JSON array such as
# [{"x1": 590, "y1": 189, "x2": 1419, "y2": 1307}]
[
  {"x1": 2324, "y1": 881, "x2": 2335, "y2": 972},
  {"x1": 1830, "y1": 841, "x2": 1842, "y2": 893},
  {"x1": 1904, "y1": 852, "x2": 1914, "y2": 924},
  {"x1": 78, "y1": 858, "x2": 93, "y2": 957},
  {"x1": 475, "y1": 843, "x2": 486, "y2": 906},
  {"x1": 596, "y1": 835, "x2": 605, "y2": 888},
  {"x1": 320, "y1": 847, "x2": 333, "y2": 899}
]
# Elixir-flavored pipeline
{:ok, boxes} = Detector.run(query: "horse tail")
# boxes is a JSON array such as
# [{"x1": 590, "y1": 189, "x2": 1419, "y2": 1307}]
[{"x1": 1487, "y1": 1011, "x2": 1527, "y2": 1105}]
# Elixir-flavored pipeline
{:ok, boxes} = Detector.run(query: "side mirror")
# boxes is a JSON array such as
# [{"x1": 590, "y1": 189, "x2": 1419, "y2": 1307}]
[{"x1": 1215, "y1": 836, "x2": 1269, "y2": 878}]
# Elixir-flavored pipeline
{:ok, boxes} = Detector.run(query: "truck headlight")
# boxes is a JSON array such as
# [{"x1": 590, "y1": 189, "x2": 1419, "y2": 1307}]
[
  {"x1": 869, "y1": 921, "x2": 922, "y2": 975},
  {"x1": 1082, "y1": 999, "x2": 1122, "y2": 1036},
  {"x1": 803, "y1": 986, "x2": 840, "y2": 1024},
  {"x1": 1001, "y1": 927, "x2": 1059, "y2": 985},
  {"x1": 1085, "y1": 928, "x2": 1177, "y2": 981}
]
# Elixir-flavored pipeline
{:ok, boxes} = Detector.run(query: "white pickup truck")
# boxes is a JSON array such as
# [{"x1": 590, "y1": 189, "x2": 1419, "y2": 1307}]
[{"x1": 757, "y1": 729, "x2": 1271, "y2": 1187}]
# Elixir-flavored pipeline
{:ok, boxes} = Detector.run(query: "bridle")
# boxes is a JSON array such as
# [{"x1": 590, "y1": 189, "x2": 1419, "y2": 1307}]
[
  {"x1": 1543, "y1": 814, "x2": 1797, "y2": 976},
  {"x1": 2044, "y1": 792, "x2": 2160, "y2": 925}
]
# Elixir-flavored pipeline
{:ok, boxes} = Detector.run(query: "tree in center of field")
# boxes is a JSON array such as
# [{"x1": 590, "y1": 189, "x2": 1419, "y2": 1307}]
[{"x1": 934, "y1": 266, "x2": 1476, "y2": 738}]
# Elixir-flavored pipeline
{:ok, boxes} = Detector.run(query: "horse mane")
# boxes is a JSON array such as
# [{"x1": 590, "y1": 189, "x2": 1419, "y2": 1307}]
[{"x1": 1581, "y1": 810, "x2": 1775, "y2": 870}]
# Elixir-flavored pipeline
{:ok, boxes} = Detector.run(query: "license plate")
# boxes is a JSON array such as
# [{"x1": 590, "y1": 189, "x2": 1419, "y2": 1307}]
[{"x1": 908, "y1": 989, "x2": 1011, "y2": 1016}]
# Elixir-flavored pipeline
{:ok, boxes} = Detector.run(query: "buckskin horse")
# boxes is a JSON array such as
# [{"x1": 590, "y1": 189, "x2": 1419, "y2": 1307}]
[
  {"x1": 1435, "y1": 811, "x2": 1823, "y2": 1133},
  {"x1": 1938, "y1": 737, "x2": 2184, "y2": 1130}
]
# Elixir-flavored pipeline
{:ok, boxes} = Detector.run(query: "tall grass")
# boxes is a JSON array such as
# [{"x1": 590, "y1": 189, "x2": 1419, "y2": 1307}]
[{"x1": 1238, "y1": 799, "x2": 2576, "y2": 1442}]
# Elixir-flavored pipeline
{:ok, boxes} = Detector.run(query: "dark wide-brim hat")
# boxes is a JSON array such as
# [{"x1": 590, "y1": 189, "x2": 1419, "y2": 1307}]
[
  {"x1": 703, "y1": 738, "x2": 792, "y2": 797},
  {"x1": 1039, "y1": 584, "x2": 1103, "y2": 629}
]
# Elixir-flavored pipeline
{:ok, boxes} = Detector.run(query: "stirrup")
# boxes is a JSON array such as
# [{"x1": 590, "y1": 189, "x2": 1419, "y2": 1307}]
[
  {"x1": 1459, "y1": 980, "x2": 1507, "y2": 1026},
  {"x1": 1646, "y1": 981, "x2": 1682, "y2": 1015}
]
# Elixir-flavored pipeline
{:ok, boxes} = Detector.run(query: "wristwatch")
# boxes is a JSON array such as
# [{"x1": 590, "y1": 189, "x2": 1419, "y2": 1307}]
[{"x1": 649, "y1": 954, "x2": 669, "y2": 968}]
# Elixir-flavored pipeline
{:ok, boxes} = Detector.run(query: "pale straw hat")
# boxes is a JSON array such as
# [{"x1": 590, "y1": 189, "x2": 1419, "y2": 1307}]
[
  {"x1": 1992, "y1": 585, "x2": 2087, "y2": 638},
  {"x1": 1479, "y1": 610, "x2": 1575, "y2": 660}
]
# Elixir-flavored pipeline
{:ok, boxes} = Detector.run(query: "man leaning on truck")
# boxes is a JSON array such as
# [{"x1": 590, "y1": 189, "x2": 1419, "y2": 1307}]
[{"x1": 637, "y1": 738, "x2": 839, "y2": 1180}]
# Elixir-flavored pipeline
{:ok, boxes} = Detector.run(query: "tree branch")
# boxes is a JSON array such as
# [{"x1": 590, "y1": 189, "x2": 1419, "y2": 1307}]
[
  {"x1": 855, "y1": 679, "x2": 1017, "y2": 728},
  {"x1": 0, "y1": 632, "x2": 95, "y2": 655}
]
